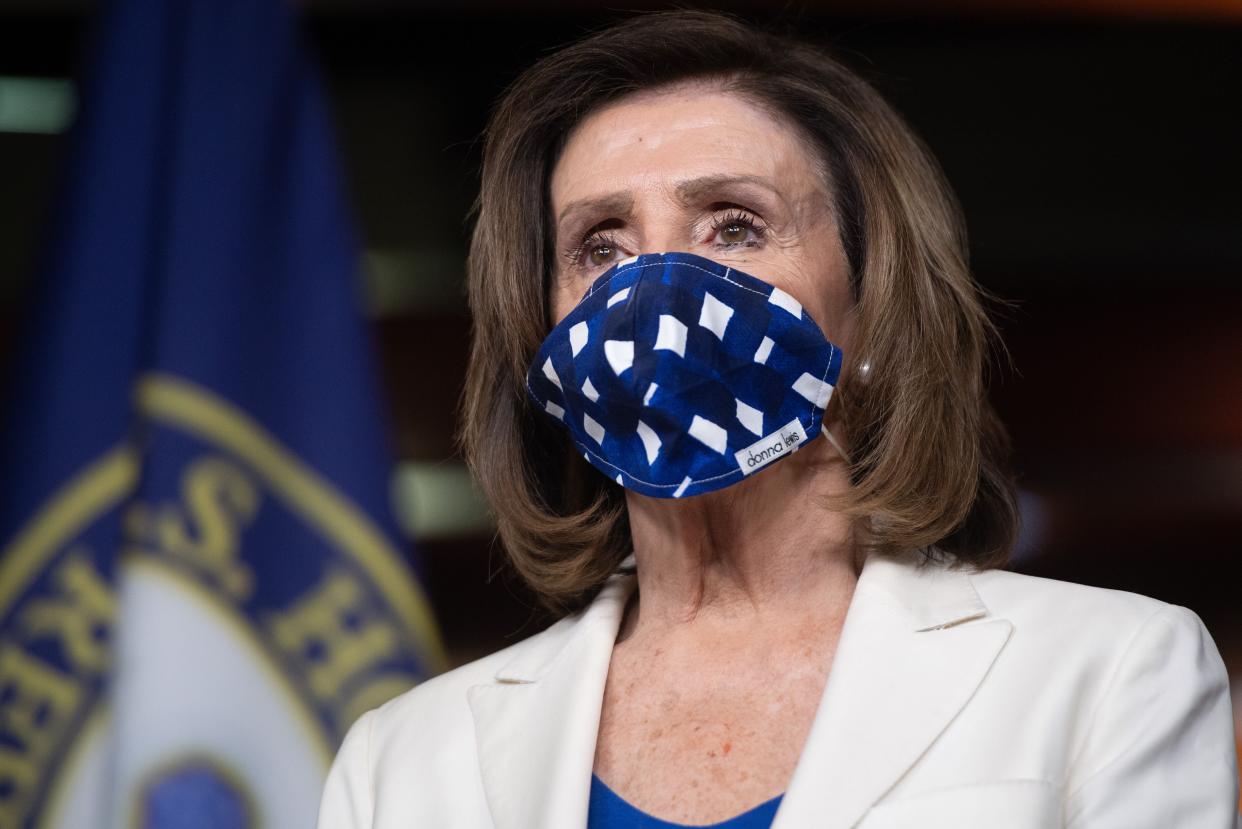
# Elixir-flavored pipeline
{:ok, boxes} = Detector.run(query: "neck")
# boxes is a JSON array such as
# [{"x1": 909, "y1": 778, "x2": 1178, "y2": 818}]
[{"x1": 620, "y1": 436, "x2": 861, "y2": 642}]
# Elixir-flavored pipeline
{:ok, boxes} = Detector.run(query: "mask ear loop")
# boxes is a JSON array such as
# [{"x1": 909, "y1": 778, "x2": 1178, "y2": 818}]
[
  {"x1": 821, "y1": 374, "x2": 855, "y2": 465},
  {"x1": 823, "y1": 424, "x2": 851, "y2": 465}
]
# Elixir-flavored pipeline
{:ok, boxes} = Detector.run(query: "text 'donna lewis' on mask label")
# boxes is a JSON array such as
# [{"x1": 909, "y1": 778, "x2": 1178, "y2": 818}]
[{"x1": 734, "y1": 418, "x2": 808, "y2": 475}]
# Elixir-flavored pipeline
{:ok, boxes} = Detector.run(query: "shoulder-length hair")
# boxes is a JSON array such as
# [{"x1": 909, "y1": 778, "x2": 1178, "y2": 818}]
[{"x1": 459, "y1": 10, "x2": 1018, "y2": 614}]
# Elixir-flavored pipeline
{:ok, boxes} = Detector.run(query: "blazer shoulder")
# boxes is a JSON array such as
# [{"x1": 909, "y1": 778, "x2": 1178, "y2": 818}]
[
  {"x1": 366, "y1": 610, "x2": 583, "y2": 748},
  {"x1": 318, "y1": 611, "x2": 595, "y2": 827},
  {"x1": 935, "y1": 567, "x2": 1237, "y2": 824},
  {"x1": 967, "y1": 566, "x2": 1179, "y2": 634},
  {"x1": 967, "y1": 570, "x2": 1239, "y2": 822},
  {"x1": 964, "y1": 567, "x2": 1230, "y2": 718},
  {"x1": 962, "y1": 565, "x2": 1233, "y2": 697}
]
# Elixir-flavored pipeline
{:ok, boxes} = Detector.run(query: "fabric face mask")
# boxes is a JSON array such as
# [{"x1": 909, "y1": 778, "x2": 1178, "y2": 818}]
[{"x1": 526, "y1": 251, "x2": 844, "y2": 499}]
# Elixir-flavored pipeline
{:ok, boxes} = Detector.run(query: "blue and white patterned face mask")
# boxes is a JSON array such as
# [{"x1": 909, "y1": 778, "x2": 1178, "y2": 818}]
[{"x1": 526, "y1": 251, "x2": 845, "y2": 499}]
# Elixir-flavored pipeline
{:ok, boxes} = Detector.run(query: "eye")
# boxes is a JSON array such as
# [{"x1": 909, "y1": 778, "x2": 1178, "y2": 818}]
[
  {"x1": 719, "y1": 223, "x2": 749, "y2": 244},
  {"x1": 563, "y1": 229, "x2": 624, "y2": 271},
  {"x1": 709, "y1": 208, "x2": 766, "y2": 249},
  {"x1": 587, "y1": 240, "x2": 619, "y2": 268}
]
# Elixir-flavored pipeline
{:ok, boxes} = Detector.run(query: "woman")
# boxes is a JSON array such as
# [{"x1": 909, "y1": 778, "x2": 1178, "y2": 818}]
[{"x1": 319, "y1": 11, "x2": 1238, "y2": 828}]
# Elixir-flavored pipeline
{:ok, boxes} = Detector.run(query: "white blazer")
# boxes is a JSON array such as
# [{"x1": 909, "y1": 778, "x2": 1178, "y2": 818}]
[{"x1": 318, "y1": 553, "x2": 1239, "y2": 828}]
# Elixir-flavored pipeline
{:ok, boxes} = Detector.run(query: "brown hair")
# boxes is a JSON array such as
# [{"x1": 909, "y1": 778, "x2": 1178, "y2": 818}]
[{"x1": 459, "y1": 10, "x2": 1018, "y2": 614}]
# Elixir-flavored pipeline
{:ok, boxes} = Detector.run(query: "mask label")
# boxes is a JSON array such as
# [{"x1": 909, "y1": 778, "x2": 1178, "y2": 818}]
[{"x1": 735, "y1": 418, "x2": 808, "y2": 476}]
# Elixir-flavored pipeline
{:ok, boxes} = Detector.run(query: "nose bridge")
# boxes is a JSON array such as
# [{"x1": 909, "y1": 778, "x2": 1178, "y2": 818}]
[{"x1": 632, "y1": 184, "x2": 690, "y2": 255}]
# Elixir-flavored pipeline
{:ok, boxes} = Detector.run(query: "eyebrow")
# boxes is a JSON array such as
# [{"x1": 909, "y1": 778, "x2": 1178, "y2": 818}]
[
  {"x1": 673, "y1": 173, "x2": 780, "y2": 205},
  {"x1": 556, "y1": 193, "x2": 634, "y2": 239},
  {"x1": 555, "y1": 174, "x2": 781, "y2": 236}
]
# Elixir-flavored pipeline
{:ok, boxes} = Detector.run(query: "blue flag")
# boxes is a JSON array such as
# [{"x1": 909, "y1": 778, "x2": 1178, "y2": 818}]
[{"x1": 0, "y1": 0, "x2": 445, "y2": 825}]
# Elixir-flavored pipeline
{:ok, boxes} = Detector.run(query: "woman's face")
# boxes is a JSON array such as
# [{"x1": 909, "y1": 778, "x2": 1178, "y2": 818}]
[{"x1": 548, "y1": 80, "x2": 855, "y2": 356}]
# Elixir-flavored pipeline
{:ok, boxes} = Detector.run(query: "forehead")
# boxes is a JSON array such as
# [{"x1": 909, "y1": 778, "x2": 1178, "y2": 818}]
[{"x1": 549, "y1": 81, "x2": 825, "y2": 214}]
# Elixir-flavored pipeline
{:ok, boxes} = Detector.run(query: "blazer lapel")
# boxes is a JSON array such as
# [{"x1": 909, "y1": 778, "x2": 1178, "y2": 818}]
[
  {"x1": 772, "y1": 554, "x2": 1013, "y2": 829},
  {"x1": 467, "y1": 570, "x2": 636, "y2": 829}
]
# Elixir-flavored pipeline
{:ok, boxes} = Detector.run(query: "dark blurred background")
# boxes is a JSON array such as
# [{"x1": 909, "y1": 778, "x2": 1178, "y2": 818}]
[{"x1": 2, "y1": 0, "x2": 1239, "y2": 740}]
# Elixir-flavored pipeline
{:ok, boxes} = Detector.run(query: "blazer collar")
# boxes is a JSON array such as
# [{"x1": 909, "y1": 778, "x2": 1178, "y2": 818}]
[{"x1": 467, "y1": 552, "x2": 1011, "y2": 829}]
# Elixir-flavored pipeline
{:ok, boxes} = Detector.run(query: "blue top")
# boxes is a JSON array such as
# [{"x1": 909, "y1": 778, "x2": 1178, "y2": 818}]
[{"x1": 587, "y1": 774, "x2": 783, "y2": 828}]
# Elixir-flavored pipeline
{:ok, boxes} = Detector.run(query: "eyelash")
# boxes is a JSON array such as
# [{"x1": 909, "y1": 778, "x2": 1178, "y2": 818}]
[
  {"x1": 709, "y1": 209, "x2": 767, "y2": 248},
  {"x1": 561, "y1": 209, "x2": 768, "y2": 270},
  {"x1": 560, "y1": 230, "x2": 622, "y2": 271}
]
